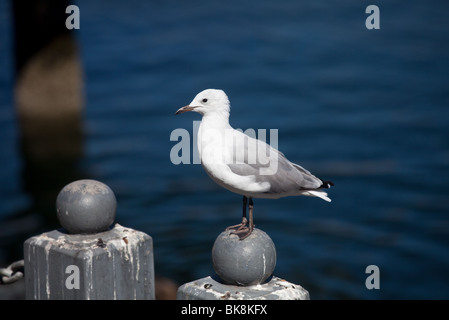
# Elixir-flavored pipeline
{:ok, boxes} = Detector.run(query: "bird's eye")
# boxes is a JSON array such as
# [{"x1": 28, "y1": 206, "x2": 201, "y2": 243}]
[{"x1": 202, "y1": 98, "x2": 208, "y2": 103}]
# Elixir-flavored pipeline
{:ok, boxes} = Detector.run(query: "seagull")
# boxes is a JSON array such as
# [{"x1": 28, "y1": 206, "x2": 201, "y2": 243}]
[{"x1": 176, "y1": 89, "x2": 333, "y2": 240}]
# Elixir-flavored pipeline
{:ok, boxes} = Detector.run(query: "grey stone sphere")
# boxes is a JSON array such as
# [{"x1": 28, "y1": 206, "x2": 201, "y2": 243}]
[
  {"x1": 212, "y1": 228, "x2": 276, "y2": 286},
  {"x1": 56, "y1": 179, "x2": 116, "y2": 234}
]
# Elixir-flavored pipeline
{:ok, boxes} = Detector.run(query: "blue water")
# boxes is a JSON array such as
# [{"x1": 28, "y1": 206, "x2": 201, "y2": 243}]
[{"x1": 1, "y1": 0, "x2": 449, "y2": 299}]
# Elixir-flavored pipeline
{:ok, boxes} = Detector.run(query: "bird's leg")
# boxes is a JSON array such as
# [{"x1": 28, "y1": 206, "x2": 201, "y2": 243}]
[
  {"x1": 226, "y1": 196, "x2": 248, "y2": 231},
  {"x1": 238, "y1": 197, "x2": 254, "y2": 240},
  {"x1": 248, "y1": 197, "x2": 254, "y2": 232}
]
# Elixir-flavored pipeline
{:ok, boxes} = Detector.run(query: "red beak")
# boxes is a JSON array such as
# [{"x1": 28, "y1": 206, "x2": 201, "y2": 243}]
[{"x1": 175, "y1": 105, "x2": 195, "y2": 115}]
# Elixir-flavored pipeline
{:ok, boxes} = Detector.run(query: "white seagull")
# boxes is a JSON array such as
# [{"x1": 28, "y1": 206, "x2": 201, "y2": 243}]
[{"x1": 176, "y1": 89, "x2": 333, "y2": 240}]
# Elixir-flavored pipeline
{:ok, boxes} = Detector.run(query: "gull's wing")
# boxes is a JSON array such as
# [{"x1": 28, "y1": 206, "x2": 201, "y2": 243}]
[{"x1": 226, "y1": 130, "x2": 324, "y2": 194}]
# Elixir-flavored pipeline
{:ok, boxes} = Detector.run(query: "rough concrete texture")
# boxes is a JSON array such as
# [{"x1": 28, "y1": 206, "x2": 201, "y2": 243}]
[
  {"x1": 177, "y1": 276, "x2": 309, "y2": 300},
  {"x1": 24, "y1": 224, "x2": 154, "y2": 300}
]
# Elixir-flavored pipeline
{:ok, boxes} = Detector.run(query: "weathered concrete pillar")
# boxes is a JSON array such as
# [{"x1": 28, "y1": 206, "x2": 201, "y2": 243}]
[
  {"x1": 177, "y1": 228, "x2": 309, "y2": 300},
  {"x1": 24, "y1": 180, "x2": 155, "y2": 300}
]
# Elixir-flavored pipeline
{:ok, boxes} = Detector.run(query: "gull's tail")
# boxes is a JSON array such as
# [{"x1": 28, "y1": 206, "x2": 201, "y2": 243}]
[
  {"x1": 303, "y1": 180, "x2": 334, "y2": 202},
  {"x1": 320, "y1": 180, "x2": 334, "y2": 189},
  {"x1": 303, "y1": 190, "x2": 332, "y2": 202}
]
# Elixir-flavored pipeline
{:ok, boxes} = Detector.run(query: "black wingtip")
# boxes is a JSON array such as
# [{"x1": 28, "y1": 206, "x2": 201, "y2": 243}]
[{"x1": 320, "y1": 180, "x2": 334, "y2": 189}]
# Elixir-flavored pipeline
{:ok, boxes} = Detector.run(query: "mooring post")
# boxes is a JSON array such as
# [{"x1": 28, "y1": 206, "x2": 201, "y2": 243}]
[
  {"x1": 24, "y1": 179, "x2": 155, "y2": 300},
  {"x1": 177, "y1": 228, "x2": 309, "y2": 300}
]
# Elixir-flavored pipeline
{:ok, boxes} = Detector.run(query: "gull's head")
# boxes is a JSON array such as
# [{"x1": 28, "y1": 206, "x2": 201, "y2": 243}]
[{"x1": 176, "y1": 89, "x2": 230, "y2": 117}]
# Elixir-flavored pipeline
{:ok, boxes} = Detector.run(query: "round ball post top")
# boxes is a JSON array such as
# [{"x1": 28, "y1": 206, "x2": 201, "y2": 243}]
[
  {"x1": 56, "y1": 179, "x2": 116, "y2": 234},
  {"x1": 212, "y1": 228, "x2": 276, "y2": 286}
]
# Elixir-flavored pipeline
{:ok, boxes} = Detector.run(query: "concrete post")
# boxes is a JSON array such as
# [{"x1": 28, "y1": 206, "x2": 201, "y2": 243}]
[
  {"x1": 24, "y1": 179, "x2": 155, "y2": 300},
  {"x1": 177, "y1": 228, "x2": 309, "y2": 300}
]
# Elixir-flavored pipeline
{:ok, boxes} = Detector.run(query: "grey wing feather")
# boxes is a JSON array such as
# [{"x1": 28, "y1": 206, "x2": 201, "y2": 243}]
[{"x1": 226, "y1": 132, "x2": 323, "y2": 194}]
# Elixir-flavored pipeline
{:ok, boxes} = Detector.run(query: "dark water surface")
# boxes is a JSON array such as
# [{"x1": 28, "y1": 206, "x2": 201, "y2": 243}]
[{"x1": 1, "y1": 0, "x2": 449, "y2": 299}]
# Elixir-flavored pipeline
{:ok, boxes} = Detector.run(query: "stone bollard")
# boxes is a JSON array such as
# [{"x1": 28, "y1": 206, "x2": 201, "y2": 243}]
[
  {"x1": 177, "y1": 228, "x2": 309, "y2": 300},
  {"x1": 24, "y1": 179, "x2": 155, "y2": 300}
]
